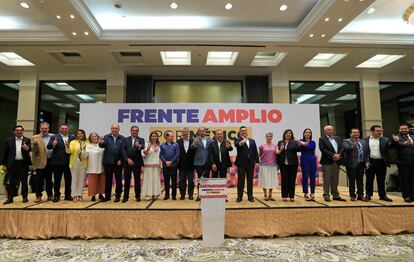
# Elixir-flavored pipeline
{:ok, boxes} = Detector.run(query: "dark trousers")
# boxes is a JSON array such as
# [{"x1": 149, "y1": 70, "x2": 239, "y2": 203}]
[
  {"x1": 366, "y1": 158, "x2": 387, "y2": 197},
  {"x1": 163, "y1": 166, "x2": 177, "y2": 198},
  {"x1": 212, "y1": 165, "x2": 228, "y2": 179},
  {"x1": 6, "y1": 160, "x2": 29, "y2": 200},
  {"x1": 397, "y1": 161, "x2": 414, "y2": 199},
  {"x1": 52, "y1": 164, "x2": 72, "y2": 198},
  {"x1": 179, "y1": 169, "x2": 194, "y2": 197},
  {"x1": 346, "y1": 162, "x2": 365, "y2": 198},
  {"x1": 237, "y1": 163, "x2": 255, "y2": 200},
  {"x1": 280, "y1": 164, "x2": 298, "y2": 198},
  {"x1": 104, "y1": 164, "x2": 123, "y2": 199},
  {"x1": 34, "y1": 161, "x2": 53, "y2": 197},
  {"x1": 195, "y1": 165, "x2": 210, "y2": 180},
  {"x1": 123, "y1": 164, "x2": 142, "y2": 199},
  {"x1": 301, "y1": 158, "x2": 316, "y2": 194}
]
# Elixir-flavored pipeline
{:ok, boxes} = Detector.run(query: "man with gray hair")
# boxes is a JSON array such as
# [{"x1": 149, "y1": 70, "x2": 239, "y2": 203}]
[{"x1": 319, "y1": 125, "x2": 346, "y2": 202}]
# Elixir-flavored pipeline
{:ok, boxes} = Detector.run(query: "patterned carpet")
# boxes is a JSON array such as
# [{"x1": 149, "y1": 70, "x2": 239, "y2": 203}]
[{"x1": 1, "y1": 234, "x2": 414, "y2": 261}]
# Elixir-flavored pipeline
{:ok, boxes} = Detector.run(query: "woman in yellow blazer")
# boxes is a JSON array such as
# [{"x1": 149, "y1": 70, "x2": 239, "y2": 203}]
[{"x1": 66, "y1": 129, "x2": 89, "y2": 201}]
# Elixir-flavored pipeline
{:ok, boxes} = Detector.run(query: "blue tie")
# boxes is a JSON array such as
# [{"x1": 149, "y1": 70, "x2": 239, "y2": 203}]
[{"x1": 357, "y1": 140, "x2": 363, "y2": 163}]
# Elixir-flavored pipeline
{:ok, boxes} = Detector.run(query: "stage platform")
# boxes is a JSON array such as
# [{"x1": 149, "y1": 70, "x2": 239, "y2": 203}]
[{"x1": 0, "y1": 186, "x2": 413, "y2": 239}]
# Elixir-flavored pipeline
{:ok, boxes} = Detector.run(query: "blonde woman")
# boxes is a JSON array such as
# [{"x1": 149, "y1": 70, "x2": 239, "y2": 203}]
[
  {"x1": 85, "y1": 132, "x2": 105, "y2": 201},
  {"x1": 66, "y1": 129, "x2": 88, "y2": 201},
  {"x1": 142, "y1": 131, "x2": 162, "y2": 200}
]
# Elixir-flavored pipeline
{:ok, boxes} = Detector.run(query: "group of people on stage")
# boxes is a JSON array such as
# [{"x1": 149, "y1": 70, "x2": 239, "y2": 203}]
[{"x1": 2, "y1": 122, "x2": 414, "y2": 205}]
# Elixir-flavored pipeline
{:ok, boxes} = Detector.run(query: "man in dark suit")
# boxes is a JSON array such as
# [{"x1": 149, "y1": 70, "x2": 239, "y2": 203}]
[
  {"x1": 2, "y1": 125, "x2": 31, "y2": 204},
  {"x1": 363, "y1": 125, "x2": 392, "y2": 202},
  {"x1": 176, "y1": 127, "x2": 195, "y2": 200},
  {"x1": 123, "y1": 125, "x2": 145, "y2": 202},
  {"x1": 391, "y1": 123, "x2": 414, "y2": 202},
  {"x1": 319, "y1": 125, "x2": 346, "y2": 202},
  {"x1": 99, "y1": 124, "x2": 127, "y2": 202},
  {"x1": 47, "y1": 123, "x2": 75, "y2": 202},
  {"x1": 208, "y1": 129, "x2": 233, "y2": 178},
  {"x1": 342, "y1": 128, "x2": 368, "y2": 201},
  {"x1": 234, "y1": 126, "x2": 259, "y2": 202},
  {"x1": 160, "y1": 131, "x2": 180, "y2": 200}
]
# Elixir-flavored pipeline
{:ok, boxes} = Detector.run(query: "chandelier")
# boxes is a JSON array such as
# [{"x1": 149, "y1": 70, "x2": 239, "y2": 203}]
[{"x1": 403, "y1": 4, "x2": 414, "y2": 25}]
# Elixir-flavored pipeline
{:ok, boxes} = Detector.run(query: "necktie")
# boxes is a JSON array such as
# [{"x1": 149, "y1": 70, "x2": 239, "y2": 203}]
[{"x1": 357, "y1": 140, "x2": 363, "y2": 163}]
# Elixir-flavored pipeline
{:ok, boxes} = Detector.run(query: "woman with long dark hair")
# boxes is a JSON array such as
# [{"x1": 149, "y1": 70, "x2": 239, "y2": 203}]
[
  {"x1": 299, "y1": 128, "x2": 317, "y2": 201},
  {"x1": 277, "y1": 129, "x2": 300, "y2": 202}
]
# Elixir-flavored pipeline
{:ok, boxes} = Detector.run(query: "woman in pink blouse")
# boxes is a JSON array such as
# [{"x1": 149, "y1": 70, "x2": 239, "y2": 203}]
[{"x1": 258, "y1": 132, "x2": 279, "y2": 201}]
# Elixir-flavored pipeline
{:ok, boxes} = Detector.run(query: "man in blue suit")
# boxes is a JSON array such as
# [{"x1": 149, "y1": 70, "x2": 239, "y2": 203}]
[
  {"x1": 47, "y1": 124, "x2": 75, "y2": 202},
  {"x1": 2, "y1": 125, "x2": 32, "y2": 204},
  {"x1": 99, "y1": 124, "x2": 127, "y2": 202},
  {"x1": 191, "y1": 127, "x2": 212, "y2": 201},
  {"x1": 235, "y1": 126, "x2": 259, "y2": 202}
]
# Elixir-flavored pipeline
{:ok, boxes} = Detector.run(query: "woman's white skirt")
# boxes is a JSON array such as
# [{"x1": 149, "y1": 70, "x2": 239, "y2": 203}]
[{"x1": 258, "y1": 165, "x2": 279, "y2": 189}]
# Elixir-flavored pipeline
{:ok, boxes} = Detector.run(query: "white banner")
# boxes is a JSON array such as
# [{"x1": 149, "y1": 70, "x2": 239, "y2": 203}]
[{"x1": 79, "y1": 103, "x2": 320, "y2": 149}]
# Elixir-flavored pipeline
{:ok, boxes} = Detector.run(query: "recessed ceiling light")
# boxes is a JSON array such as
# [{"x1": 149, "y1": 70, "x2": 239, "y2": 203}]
[
  {"x1": 84, "y1": 31, "x2": 89, "y2": 36},
  {"x1": 206, "y1": 51, "x2": 239, "y2": 66},
  {"x1": 20, "y1": 2, "x2": 29, "y2": 8},
  {"x1": 315, "y1": 83, "x2": 346, "y2": 91},
  {"x1": 160, "y1": 51, "x2": 191, "y2": 65},
  {"x1": 280, "y1": 4, "x2": 288, "y2": 11},
  {"x1": 70, "y1": 14, "x2": 75, "y2": 19},
  {"x1": 356, "y1": 54, "x2": 405, "y2": 68},
  {"x1": 170, "y1": 2, "x2": 178, "y2": 9},
  {"x1": 72, "y1": 32, "x2": 77, "y2": 36},
  {"x1": 225, "y1": 3, "x2": 232, "y2": 10},
  {"x1": 367, "y1": 7, "x2": 376, "y2": 14},
  {"x1": 0, "y1": 52, "x2": 35, "y2": 66},
  {"x1": 324, "y1": 17, "x2": 330, "y2": 22},
  {"x1": 250, "y1": 52, "x2": 287, "y2": 67},
  {"x1": 56, "y1": 15, "x2": 61, "y2": 19},
  {"x1": 309, "y1": 34, "x2": 314, "y2": 38},
  {"x1": 46, "y1": 82, "x2": 77, "y2": 91},
  {"x1": 321, "y1": 34, "x2": 326, "y2": 38},
  {"x1": 304, "y1": 53, "x2": 347, "y2": 67},
  {"x1": 338, "y1": 18, "x2": 343, "y2": 22},
  {"x1": 336, "y1": 94, "x2": 357, "y2": 101}
]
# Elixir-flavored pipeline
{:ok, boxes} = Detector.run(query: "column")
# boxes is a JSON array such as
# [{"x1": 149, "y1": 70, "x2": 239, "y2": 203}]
[
  {"x1": 17, "y1": 72, "x2": 39, "y2": 136},
  {"x1": 359, "y1": 74, "x2": 382, "y2": 136},
  {"x1": 106, "y1": 70, "x2": 126, "y2": 103},
  {"x1": 269, "y1": 72, "x2": 290, "y2": 103}
]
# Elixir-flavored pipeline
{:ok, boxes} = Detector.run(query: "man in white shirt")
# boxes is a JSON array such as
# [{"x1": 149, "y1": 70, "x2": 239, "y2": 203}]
[{"x1": 2, "y1": 125, "x2": 32, "y2": 204}]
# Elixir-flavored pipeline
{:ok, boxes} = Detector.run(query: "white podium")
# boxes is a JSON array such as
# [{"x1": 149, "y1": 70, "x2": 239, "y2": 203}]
[{"x1": 199, "y1": 178, "x2": 227, "y2": 248}]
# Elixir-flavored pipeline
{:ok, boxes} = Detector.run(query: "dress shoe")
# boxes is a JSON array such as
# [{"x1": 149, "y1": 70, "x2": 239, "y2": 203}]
[
  {"x1": 333, "y1": 197, "x2": 346, "y2": 202},
  {"x1": 53, "y1": 197, "x2": 60, "y2": 203},
  {"x1": 189, "y1": 196, "x2": 194, "y2": 200},
  {"x1": 180, "y1": 196, "x2": 185, "y2": 200},
  {"x1": 379, "y1": 196, "x2": 393, "y2": 202},
  {"x1": 172, "y1": 196, "x2": 177, "y2": 200},
  {"x1": 34, "y1": 197, "x2": 41, "y2": 203},
  {"x1": 163, "y1": 196, "x2": 170, "y2": 200},
  {"x1": 102, "y1": 198, "x2": 110, "y2": 202},
  {"x1": 350, "y1": 197, "x2": 356, "y2": 201},
  {"x1": 114, "y1": 197, "x2": 120, "y2": 203},
  {"x1": 236, "y1": 198, "x2": 242, "y2": 202},
  {"x1": 248, "y1": 198, "x2": 255, "y2": 202},
  {"x1": 65, "y1": 196, "x2": 73, "y2": 201},
  {"x1": 122, "y1": 198, "x2": 128, "y2": 203},
  {"x1": 357, "y1": 196, "x2": 364, "y2": 201},
  {"x1": 323, "y1": 196, "x2": 331, "y2": 202},
  {"x1": 91, "y1": 196, "x2": 96, "y2": 202},
  {"x1": 3, "y1": 199, "x2": 13, "y2": 205},
  {"x1": 136, "y1": 197, "x2": 141, "y2": 202},
  {"x1": 195, "y1": 197, "x2": 201, "y2": 201},
  {"x1": 404, "y1": 197, "x2": 412, "y2": 203},
  {"x1": 364, "y1": 195, "x2": 371, "y2": 202}
]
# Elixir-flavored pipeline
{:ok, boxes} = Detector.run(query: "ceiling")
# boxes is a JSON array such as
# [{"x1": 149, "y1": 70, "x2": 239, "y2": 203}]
[{"x1": 0, "y1": 0, "x2": 413, "y2": 79}]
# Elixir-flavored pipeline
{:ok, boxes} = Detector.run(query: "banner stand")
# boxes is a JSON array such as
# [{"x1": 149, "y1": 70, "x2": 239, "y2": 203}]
[{"x1": 200, "y1": 178, "x2": 227, "y2": 248}]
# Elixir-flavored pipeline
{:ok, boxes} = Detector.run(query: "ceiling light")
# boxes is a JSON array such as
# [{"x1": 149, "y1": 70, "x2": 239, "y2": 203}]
[
  {"x1": 321, "y1": 34, "x2": 326, "y2": 38},
  {"x1": 170, "y1": 2, "x2": 178, "y2": 9},
  {"x1": 295, "y1": 94, "x2": 316, "y2": 104},
  {"x1": 225, "y1": 3, "x2": 232, "y2": 10},
  {"x1": 72, "y1": 32, "x2": 77, "y2": 36},
  {"x1": 84, "y1": 31, "x2": 89, "y2": 35},
  {"x1": 46, "y1": 82, "x2": 77, "y2": 91},
  {"x1": 160, "y1": 51, "x2": 191, "y2": 65},
  {"x1": 54, "y1": 103, "x2": 76, "y2": 108},
  {"x1": 70, "y1": 14, "x2": 75, "y2": 19},
  {"x1": 356, "y1": 54, "x2": 405, "y2": 68},
  {"x1": 338, "y1": 18, "x2": 343, "y2": 22},
  {"x1": 293, "y1": 94, "x2": 327, "y2": 104},
  {"x1": 206, "y1": 51, "x2": 239, "y2": 66},
  {"x1": 20, "y1": 2, "x2": 29, "y2": 8},
  {"x1": 4, "y1": 83, "x2": 19, "y2": 90},
  {"x1": 41, "y1": 94, "x2": 59, "y2": 101},
  {"x1": 279, "y1": 4, "x2": 288, "y2": 11},
  {"x1": 309, "y1": 34, "x2": 314, "y2": 37},
  {"x1": 56, "y1": 15, "x2": 61, "y2": 19},
  {"x1": 250, "y1": 52, "x2": 287, "y2": 67},
  {"x1": 336, "y1": 94, "x2": 357, "y2": 101},
  {"x1": 324, "y1": 17, "x2": 330, "y2": 22},
  {"x1": 290, "y1": 82, "x2": 304, "y2": 90},
  {"x1": 315, "y1": 83, "x2": 346, "y2": 91},
  {"x1": 379, "y1": 84, "x2": 392, "y2": 90},
  {"x1": 0, "y1": 52, "x2": 35, "y2": 66},
  {"x1": 320, "y1": 103, "x2": 340, "y2": 107},
  {"x1": 366, "y1": 7, "x2": 376, "y2": 14},
  {"x1": 77, "y1": 94, "x2": 94, "y2": 102},
  {"x1": 305, "y1": 53, "x2": 347, "y2": 67}
]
